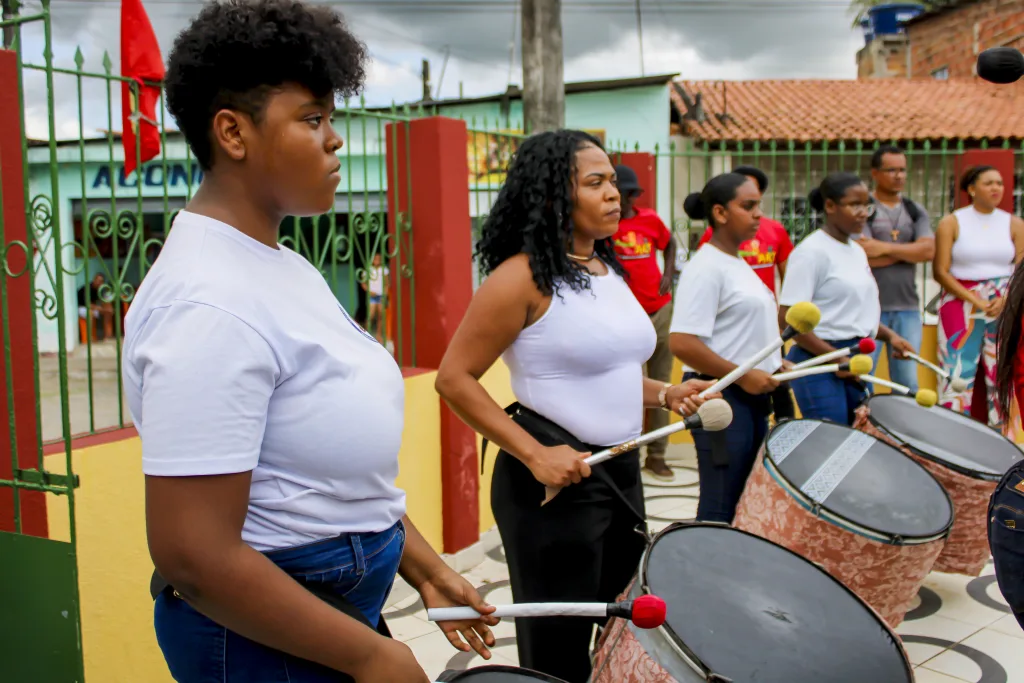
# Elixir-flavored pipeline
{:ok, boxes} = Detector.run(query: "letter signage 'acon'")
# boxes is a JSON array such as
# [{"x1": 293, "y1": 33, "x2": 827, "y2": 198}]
[{"x1": 91, "y1": 162, "x2": 203, "y2": 190}]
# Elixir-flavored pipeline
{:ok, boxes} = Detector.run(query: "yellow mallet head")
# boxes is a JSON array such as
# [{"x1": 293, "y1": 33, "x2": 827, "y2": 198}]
[
  {"x1": 785, "y1": 301, "x2": 821, "y2": 335},
  {"x1": 847, "y1": 354, "x2": 873, "y2": 376},
  {"x1": 915, "y1": 389, "x2": 938, "y2": 408}
]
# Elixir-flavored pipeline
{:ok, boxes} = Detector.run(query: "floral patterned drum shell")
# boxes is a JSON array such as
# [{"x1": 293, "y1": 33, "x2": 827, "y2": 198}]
[
  {"x1": 591, "y1": 523, "x2": 913, "y2": 683},
  {"x1": 732, "y1": 418, "x2": 954, "y2": 627},
  {"x1": 855, "y1": 393, "x2": 1024, "y2": 577}
]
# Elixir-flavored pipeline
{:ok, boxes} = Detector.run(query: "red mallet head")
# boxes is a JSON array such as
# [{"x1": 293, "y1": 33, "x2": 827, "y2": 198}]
[
  {"x1": 858, "y1": 338, "x2": 877, "y2": 354},
  {"x1": 608, "y1": 595, "x2": 667, "y2": 629}
]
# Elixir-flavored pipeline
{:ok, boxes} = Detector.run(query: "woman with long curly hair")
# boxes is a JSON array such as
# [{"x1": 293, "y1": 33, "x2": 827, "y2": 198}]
[
  {"x1": 934, "y1": 165, "x2": 1024, "y2": 429},
  {"x1": 435, "y1": 130, "x2": 714, "y2": 682}
]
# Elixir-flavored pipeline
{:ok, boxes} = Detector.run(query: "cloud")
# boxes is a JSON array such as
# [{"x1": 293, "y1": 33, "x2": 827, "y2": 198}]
[{"x1": 14, "y1": 0, "x2": 863, "y2": 139}]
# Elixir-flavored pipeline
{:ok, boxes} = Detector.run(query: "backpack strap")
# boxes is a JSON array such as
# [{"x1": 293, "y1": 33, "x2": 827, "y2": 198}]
[{"x1": 902, "y1": 196, "x2": 922, "y2": 224}]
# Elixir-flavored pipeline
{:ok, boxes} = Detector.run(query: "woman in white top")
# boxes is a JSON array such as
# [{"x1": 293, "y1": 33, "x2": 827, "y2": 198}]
[
  {"x1": 780, "y1": 172, "x2": 914, "y2": 426},
  {"x1": 434, "y1": 130, "x2": 713, "y2": 682},
  {"x1": 670, "y1": 173, "x2": 782, "y2": 523},
  {"x1": 934, "y1": 165, "x2": 1024, "y2": 428},
  {"x1": 124, "y1": 3, "x2": 496, "y2": 682}
]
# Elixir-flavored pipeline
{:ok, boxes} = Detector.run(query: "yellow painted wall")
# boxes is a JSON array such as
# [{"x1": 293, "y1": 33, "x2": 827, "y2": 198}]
[
  {"x1": 476, "y1": 359, "x2": 516, "y2": 534},
  {"x1": 44, "y1": 371, "x2": 446, "y2": 683}
]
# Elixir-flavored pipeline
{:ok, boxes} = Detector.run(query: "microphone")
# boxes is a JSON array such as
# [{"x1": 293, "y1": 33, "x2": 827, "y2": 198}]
[
  {"x1": 426, "y1": 595, "x2": 668, "y2": 630},
  {"x1": 977, "y1": 47, "x2": 1024, "y2": 84}
]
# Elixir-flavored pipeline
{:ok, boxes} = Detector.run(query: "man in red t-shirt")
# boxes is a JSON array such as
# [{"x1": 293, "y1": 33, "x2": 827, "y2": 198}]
[
  {"x1": 697, "y1": 166, "x2": 793, "y2": 296},
  {"x1": 612, "y1": 165, "x2": 677, "y2": 481}
]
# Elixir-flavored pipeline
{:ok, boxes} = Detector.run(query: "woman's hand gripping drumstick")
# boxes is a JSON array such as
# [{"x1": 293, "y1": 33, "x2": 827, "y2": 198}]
[
  {"x1": 696, "y1": 301, "x2": 821, "y2": 398},
  {"x1": 859, "y1": 374, "x2": 938, "y2": 407},
  {"x1": 772, "y1": 354, "x2": 874, "y2": 382},
  {"x1": 540, "y1": 396, "x2": 733, "y2": 506},
  {"x1": 787, "y1": 338, "x2": 876, "y2": 372}
]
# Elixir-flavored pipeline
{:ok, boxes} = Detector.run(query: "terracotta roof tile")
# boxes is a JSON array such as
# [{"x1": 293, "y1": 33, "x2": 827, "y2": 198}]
[{"x1": 671, "y1": 79, "x2": 1024, "y2": 143}]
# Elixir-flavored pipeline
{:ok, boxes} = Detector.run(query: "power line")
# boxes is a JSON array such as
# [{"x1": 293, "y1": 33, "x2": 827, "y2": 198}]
[{"x1": 34, "y1": 0, "x2": 873, "y2": 10}]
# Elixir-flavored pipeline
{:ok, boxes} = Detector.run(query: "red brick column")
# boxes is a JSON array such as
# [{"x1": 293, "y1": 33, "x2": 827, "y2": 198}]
[
  {"x1": 386, "y1": 117, "x2": 479, "y2": 553},
  {"x1": 615, "y1": 152, "x2": 657, "y2": 210},
  {"x1": 0, "y1": 49, "x2": 47, "y2": 538}
]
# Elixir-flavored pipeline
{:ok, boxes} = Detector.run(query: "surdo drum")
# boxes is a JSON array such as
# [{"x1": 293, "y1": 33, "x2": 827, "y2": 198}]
[
  {"x1": 590, "y1": 523, "x2": 913, "y2": 683},
  {"x1": 732, "y1": 418, "x2": 954, "y2": 627},
  {"x1": 435, "y1": 666, "x2": 569, "y2": 682},
  {"x1": 855, "y1": 393, "x2": 1024, "y2": 576}
]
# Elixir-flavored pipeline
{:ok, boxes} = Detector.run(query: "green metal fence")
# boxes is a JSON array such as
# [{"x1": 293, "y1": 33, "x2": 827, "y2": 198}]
[{"x1": 608, "y1": 136, "x2": 1024, "y2": 321}]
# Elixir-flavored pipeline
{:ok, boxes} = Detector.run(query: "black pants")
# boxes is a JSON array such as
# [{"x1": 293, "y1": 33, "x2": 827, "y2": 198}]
[
  {"x1": 685, "y1": 373, "x2": 771, "y2": 524},
  {"x1": 489, "y1": 407, "x2": 646, "y2": 683},
  {"x1": 770, "y1": 383, "x2": 795, "y2": 422},
  {"x1": 989, "y1": 459, "x2": 1024, "y2": 630}
]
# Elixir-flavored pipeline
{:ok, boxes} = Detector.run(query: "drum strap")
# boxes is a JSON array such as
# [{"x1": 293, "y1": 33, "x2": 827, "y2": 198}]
[{"x1": 481, "y1": 402, "x2": 646, "y2": 524}]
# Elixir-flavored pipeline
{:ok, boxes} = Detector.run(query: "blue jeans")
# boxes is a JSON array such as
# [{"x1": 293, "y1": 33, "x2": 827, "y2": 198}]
[
  {"x1": 870, "y1": 310, "x2": 922, "y2": 393},
  {"x1": 685, "y1": 373, "x2": 770, "y2": 524},
  {"x1": 786, "y1": 339, "x2": 870, "y2": 427},
  {"x1": 989, "y1": 461, "x2": 1024, "y2": 630},
  {"x1": 154, "y1": 521, "x2": 406, "y2": 682}
]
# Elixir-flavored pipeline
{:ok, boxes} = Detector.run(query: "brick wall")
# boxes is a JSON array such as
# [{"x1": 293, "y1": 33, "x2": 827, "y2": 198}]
[{"x1": 908, "y1": 0, "x2": 1024, "y2": 79}]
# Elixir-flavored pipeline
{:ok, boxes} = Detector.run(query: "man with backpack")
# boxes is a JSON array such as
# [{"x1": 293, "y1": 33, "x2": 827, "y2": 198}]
[{"x1": 856, "y1": 145, "x2": 935, "y2": 393}]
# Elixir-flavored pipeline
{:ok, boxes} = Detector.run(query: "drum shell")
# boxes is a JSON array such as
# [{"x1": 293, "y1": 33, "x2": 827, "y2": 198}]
[
  {"x1": 590, "y1": 523, "x2": 914, "y2": 683},
  {"x1": 854, "y1": 404, "x2": 994, "y2": 576},
  {"x1": 436, "y1": 665, "x2": 570, "y2": 682},
  {"x1": 733, "y1": 444, "x2": 946, "y2": 627}
]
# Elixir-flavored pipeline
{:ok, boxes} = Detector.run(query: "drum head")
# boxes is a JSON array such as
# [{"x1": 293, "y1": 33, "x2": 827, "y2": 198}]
[
  {"x1": 436, "y1": 666, "x2": 567, "y2": 682},
  {"x1": 644, "y1": 524, "x2": 911, "y2": 683},
  {"x1": 765, "y1": 418, "x2": 952, "y2": 539},
  {"x1": 866, "y1": 393, "x2": 1023, "y2": 480}
]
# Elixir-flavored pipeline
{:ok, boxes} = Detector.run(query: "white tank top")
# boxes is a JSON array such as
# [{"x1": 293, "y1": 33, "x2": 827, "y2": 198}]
[
  {"x1": 503, "y1": 267, "x2": 657, "y2": 447},
  {"x1": 949, "y1": 206, "x2": 1015, "y2": 281}
]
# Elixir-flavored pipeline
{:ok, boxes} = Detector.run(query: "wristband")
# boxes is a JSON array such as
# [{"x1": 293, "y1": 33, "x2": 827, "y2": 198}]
[{"x1": 658, "y1": 382, "x2": 672, "y2": 410}]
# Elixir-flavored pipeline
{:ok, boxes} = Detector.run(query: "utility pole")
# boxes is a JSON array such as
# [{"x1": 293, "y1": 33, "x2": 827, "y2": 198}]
[
  {"x1": 2, "y1": 0, "x2": 15, "y2": 50},
  {"x1": 421, "y1": 58, "x2": 431, "y2": 102},
  {"x1": 521, "y1": 0, "x2": 564, "y2": 134}
]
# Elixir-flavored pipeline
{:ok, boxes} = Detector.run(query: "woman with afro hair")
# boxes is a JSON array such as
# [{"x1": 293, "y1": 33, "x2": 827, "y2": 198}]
[
  {"x1": 122, "y1": 1, "x2": 496, "y2": 681},
  {"x1": 435, "y1": 129, "x2": 715, "y2": 681}
]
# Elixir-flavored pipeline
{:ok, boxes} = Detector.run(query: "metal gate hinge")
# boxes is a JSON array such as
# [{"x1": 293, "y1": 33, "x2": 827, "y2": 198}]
[{"x1": 15, "y1": 468, "x2": 80, "y2": 491}]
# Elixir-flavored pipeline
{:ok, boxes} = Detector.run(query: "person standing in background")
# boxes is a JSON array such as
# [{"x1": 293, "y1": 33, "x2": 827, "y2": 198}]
[
  {"x1": 612, "y1": 164, "x2": 678, "y2": 481},
  {"x1": 856, "y1": 146, "x2": 934, "y2": 394},
  {"x1": 697, "y1": 165, "x2": 794, "y2": 421}
]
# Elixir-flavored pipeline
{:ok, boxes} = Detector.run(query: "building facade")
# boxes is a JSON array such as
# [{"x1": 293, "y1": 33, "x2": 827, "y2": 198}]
[{"x1": 907, "y1": 0, "x2": 1024, "y2": 79}]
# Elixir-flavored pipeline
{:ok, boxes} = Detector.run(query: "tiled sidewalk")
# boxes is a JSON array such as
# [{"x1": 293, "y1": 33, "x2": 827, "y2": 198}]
[{"x1": 392, "y1": 449, "x2": 1023, "y2": 682}]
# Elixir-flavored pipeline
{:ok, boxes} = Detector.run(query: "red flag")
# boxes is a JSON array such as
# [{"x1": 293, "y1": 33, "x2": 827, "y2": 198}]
[{"x1": 121, "y1": 0, "x2": 164, "y2": 176}]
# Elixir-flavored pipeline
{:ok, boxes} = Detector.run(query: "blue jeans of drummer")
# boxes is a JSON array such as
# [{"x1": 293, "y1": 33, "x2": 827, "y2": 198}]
[
  {"x1": 786, "y1": 338, "x2": 870, "y2": 427},
  {"x1": 154, "y1": 521, "x2": 405, "y2": 682},
  {"x1": 869, "y1": 310, "x2": 922, "y2": 394},
  {"x1": 989, "y1": 460, "x2": 1024, "y2": 631},
  {"x1": 685, "y1": 372, "x2": 770, "y2": 524}
]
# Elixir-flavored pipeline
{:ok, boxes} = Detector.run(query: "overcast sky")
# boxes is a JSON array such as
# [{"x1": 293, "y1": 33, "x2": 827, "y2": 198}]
[{"x1": 14, "y1": 0, "x2": 865, "y2": 140}]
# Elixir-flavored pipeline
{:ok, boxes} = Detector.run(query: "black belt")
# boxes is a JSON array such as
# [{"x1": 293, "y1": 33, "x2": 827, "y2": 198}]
[{"x1": 481, "y1": 402, "x2": 646, "y2": 523}]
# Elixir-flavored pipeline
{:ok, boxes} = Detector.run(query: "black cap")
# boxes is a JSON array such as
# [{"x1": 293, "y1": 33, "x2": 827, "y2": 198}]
[{"x1": 615, "y1": 164, "x2": 642, "y2": 194}]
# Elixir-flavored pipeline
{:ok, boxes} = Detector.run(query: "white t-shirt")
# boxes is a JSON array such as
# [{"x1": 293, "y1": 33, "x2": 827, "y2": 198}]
[
  {"x1": 368, "y1": 265, "x2": 389, "y2": 297},
  {"x1": 122, "y1": 211, "x2": 407, "y2": 552},
  {"x1": 669, "y1": 243, "x2": 783, "y2": 374},
  {"x1": 779, "y1": 229, "x2": 881, "y2": 341}
]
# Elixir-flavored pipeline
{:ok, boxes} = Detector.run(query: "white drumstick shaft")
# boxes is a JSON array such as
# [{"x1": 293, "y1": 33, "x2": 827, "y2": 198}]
[
  {"x1": 772, "y1": 364, "x2": 842, "y2": 382},
  {"x1": 905, "y1": 352, "x2": 950, "y2": 379},
  {"x1": 584, "y1": 417, "x2": 695, "y2": 467},
  {"x1": 860, "y1": 374, "x2": 910, "y2": 395},
  {"x1": 427, "y1": 603, "x2": 608, "y2": 621},
  {"x1": 699, "y1": 338, "x2": 783, "y2": 398},
  {"x1": 789, "y1": 347, "x2": 851, "y2": 371}
]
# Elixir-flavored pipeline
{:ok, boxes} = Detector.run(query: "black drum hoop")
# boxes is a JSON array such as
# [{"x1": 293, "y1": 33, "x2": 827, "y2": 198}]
[
  {"x1": 763, "y1": 419, "x2": 954, "y2": 543},
  {"x1": 635, "y1": 522, "x2": 914, "y2": 683},
  {"x1": 863, "y1": 395, "x2": 1020, "y2": 482}
]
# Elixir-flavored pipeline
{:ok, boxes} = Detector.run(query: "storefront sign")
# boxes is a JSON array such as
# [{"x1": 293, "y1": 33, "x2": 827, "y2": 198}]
[{"x1": 90, "y1": 162, "x2": 203, "y2": 191}]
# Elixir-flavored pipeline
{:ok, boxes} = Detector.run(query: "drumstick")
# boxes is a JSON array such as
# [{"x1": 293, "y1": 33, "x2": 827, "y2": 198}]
[
  {"x1": 426, "y1": 595, "x2": 667, "y2": 630},
  {"x1": 860, "y1": 375, "x2": 938, "y2": 407},
  {"x1": 788, "y1": 338, "x2": 876, "y2": 371},
  {"x1": 540, "y1": 399, "x2": 733, "y2": 506},
  {"x1": 698, "y1": 301, "x2": 821, "y2": 399},
  {"x1": 903, "y1": 351, "x2": 950, "y2": 380},
  {"x1": 772, "y1": 354, "x2": 873, "y2": 382}
]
